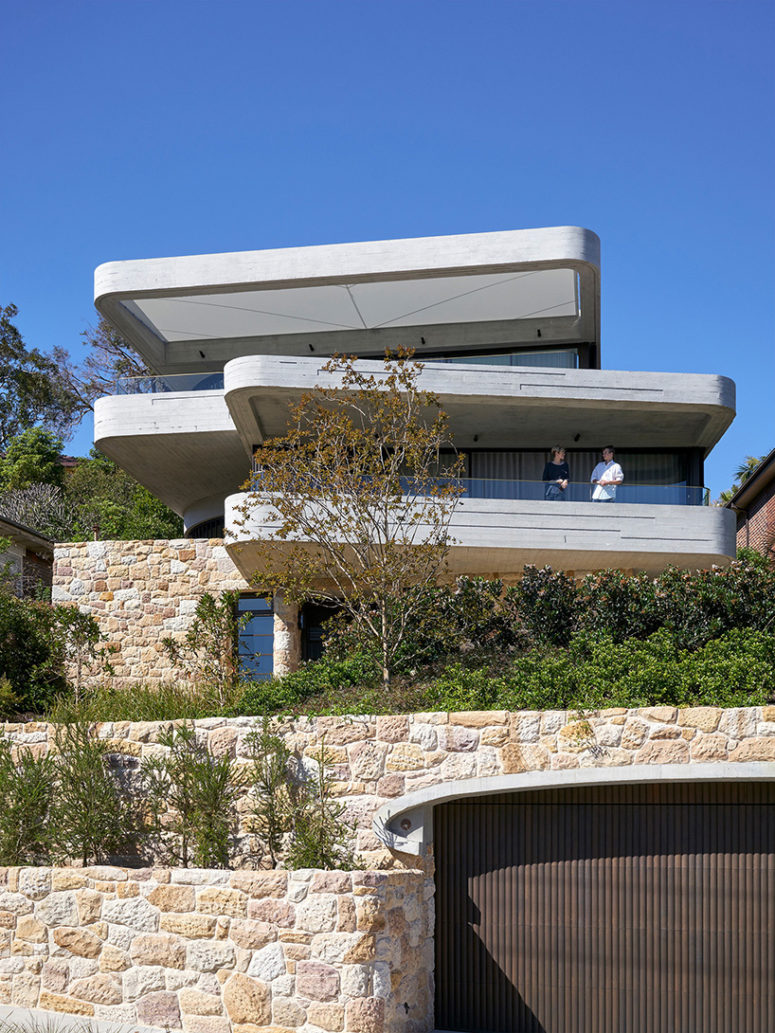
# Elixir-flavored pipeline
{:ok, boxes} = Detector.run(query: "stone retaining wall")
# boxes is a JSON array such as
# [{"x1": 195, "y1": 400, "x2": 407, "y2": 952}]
[
  {"x1": 52, "y1": 540, "x2": 301, "y2": 687},
  {"x1": 3, "y1": 706, "x2": 774, "y2": 866},
  {"x1": 0, "y1": 865, "x2": 431, "y2": 1033}
]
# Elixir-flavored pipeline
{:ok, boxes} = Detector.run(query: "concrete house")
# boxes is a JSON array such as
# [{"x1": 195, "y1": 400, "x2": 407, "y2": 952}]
[{"x1": 62, "y1": 226, "x2": 736, "y2": 682}]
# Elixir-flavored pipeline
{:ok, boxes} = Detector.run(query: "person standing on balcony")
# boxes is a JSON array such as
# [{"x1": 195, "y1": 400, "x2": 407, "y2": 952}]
[
  {"x1": 591, "y1": 446, "x2": 624, "y2": 501},
  {"x1": 543, "y1": 446, "x2": 570, "y2": 500}
]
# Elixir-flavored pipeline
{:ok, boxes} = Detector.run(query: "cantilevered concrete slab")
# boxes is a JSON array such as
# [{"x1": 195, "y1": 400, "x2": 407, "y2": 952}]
[
  {"x1": 94, "y1": 391, "x2": 250, "y2": 528},
  {"x1": 224, "y1": 493, "x2": 736, "y2": 579},
  {"x1": 224, "y1": 355, "x2": 735, "y2": 455},
  {"x1": 94, "y1": 227, "x2": 600, "y2": 373}
]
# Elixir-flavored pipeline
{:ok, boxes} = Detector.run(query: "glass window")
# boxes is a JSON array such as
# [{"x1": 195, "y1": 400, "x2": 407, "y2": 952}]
[
  {"x1": 237, "y1": 595, "x2": 273, "y2": 681},
  {"x1": 426, "y1": 348, "x2": 579, "y2": 369}
]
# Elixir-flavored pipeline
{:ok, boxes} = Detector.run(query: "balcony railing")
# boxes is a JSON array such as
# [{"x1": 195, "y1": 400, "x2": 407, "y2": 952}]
[
  {"x1": 451, "y1": 478, "x2": 709, "y2": 506},
  {"x1": 115, "y1": 372, "x2": 224, "y2": 394},
  {"x1": 249, "y1": 470, "x2": 710, "y2": 507}
]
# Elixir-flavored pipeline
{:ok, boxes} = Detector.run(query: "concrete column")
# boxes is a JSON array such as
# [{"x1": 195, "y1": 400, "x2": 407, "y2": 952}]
[{"x1": 273, "y1": 593, "x2": 301, "y2": 676}]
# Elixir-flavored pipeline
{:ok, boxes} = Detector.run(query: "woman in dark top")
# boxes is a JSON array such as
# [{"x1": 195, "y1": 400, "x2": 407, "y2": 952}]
[{"x1": 543, "y1": 446, "x2": 569, "y2": 500}]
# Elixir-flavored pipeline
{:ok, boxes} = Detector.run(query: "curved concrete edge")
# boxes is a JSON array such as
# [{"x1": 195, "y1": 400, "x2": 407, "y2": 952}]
[
  {"x1": 94, "y1": 226, "x2": 600, "y2": 301},
  {"x1": 224, "y1": 492, "x2": 737, "y2": 579},
  {"x1": 372, "y1": 762, "x2": 775, "y2": 855}
]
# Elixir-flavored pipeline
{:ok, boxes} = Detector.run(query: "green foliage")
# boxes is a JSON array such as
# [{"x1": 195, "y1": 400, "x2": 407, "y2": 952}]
[
  {"x1": 47, "y1": 681, "x2": 239, "y2": 724},
  {"x1": 143, "y1": 723, "x2": 240, "y2": 868},
  {"x1": 162, "y1": 591, "x2": 242, "y2": 704},
  {"x1": 244, "y1": 719, "x2": 299, "y2": 867},
  {"x1": 0, "y1": 740, "x2": 56, "y2": 865},
  {"x1": 0, "y1": 592, "x2": 67, "y2": 712},
  {"x1": 285, "y1": 738, "x2": 356, "y2": 870},
  {"x1": 236, "y1": 652, "x2": 381, "y2": 715},
  {"x1": 509, "y1": 565, "x2": 579, "y2": 647},
  {"x1": 429, "y1": 629, "x2": 775, "y2": 713},
  {"x1": 0, "y1": 428, "x2": 65, "y2": 490},
  {"x1": 51, "y1": 721, "x2": 138, "y2": 866},
  {"x1": 0, "y1": 588, "x2": 109, "y2": 715},
  {"x1": 0, "y1": 303, "x2": 80, "y2": 451},
  {"x1": 65, "y1": 450, "x2": 183, "y2": 541}
]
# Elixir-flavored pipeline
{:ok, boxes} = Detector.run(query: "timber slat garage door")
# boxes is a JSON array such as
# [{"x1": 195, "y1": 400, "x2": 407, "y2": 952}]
[{"x1": 435, "y1": 782, "x2": 775, "y2": 1033}]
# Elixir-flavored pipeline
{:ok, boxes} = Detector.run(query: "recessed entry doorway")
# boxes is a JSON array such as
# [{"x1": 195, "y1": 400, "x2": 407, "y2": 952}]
[{"x1": 434, "y1": 781, "x2": 775, "y2": 1033}]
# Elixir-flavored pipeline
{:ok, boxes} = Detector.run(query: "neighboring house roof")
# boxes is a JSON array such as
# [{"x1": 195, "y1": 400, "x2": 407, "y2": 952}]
[
  {"x1": 0, "y1": 515, "x2": 54, "y2": 557},
  {"x1": 724, "y1": 448, "x2": 775, "y2": 511}
]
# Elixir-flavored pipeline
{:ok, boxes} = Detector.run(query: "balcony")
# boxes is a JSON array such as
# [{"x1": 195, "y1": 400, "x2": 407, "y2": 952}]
[{"x1": 224, "y1": 484, "x2": 736, "y2": 580}]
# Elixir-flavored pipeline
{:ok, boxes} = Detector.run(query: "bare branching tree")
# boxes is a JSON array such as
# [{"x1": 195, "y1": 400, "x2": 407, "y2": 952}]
[
  {"x1": 0, "y1": 483, "x2": 77, "y2": 541},
  {"x1": 235, "y1": 351, "x2": 463, "y2": 688},
  {"x1": 53, "y1": 317, "x2": 151, "y2": 417}
]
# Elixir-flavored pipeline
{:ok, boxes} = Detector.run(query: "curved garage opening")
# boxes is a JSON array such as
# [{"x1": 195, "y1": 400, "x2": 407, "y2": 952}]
[{"x1": 435, "y1": 781, "x2": 775, "y2": 1033}]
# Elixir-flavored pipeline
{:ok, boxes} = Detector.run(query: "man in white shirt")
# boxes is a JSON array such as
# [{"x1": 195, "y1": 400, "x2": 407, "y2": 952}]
[{"x1": 590, "y1": 446, "x2": 624, "y2": 501}]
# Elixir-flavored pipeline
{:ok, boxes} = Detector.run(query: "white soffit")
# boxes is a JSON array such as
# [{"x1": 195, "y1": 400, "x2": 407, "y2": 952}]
[
  {"x1": 121, "y1": 269, "x2": 578, "y2": 343},
  {"x1": 94, "y1": 227, "x2": 600, "y2": 367}
]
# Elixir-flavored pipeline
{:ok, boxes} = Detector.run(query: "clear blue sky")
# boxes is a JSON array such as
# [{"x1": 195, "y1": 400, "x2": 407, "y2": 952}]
[{"x1": 2, "y1": 0, "x2": 773, "y2": 497}]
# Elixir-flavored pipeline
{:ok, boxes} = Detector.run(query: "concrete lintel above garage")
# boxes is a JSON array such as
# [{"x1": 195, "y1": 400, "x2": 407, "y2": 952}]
[{"x1": 224, "y1": 355, "x2": 736, "y2": 455}]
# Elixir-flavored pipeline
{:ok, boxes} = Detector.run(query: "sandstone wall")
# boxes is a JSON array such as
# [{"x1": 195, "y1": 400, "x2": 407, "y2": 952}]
[
  {"x1": 3, "y1": 706, "x2": 774, "y2": 867},
  {"x1": 52, "y1": 540, "x2": 250, "y2": 688},
  {"x1": 0, "y1": 865, "x2": 432, "y2": 1033}
]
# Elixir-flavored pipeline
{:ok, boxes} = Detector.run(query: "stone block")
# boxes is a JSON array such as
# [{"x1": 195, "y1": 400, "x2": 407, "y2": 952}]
[
  {"x1": 677, "y1": 707, "x2": 722, "y2": 732},
  {"x1": 247, "y1": 900, "x2": 295, "y2": 927},
  {"x1": 102, "y1": 896, "x2": 159, "y2": 931},
  {"x1": 76, "y1": 889, "x2": 103, "y2": 923},
  {"x1": 11, "y1": 972, "x2": 40, "y2": 1008},
  {"x1": 246, "y1": 942, "x2": 286, "y2": 982},
  {"x1": 296, "y1": 960, "x2": 340, "y2": 1001},
  {"x1": 197, "y1": 886, "x2": 248, "y2": 917},
  {"x1": 16, "y1": 915, "x2": 46, "y2": 942},
  {"x1": 147, "y1": 884, "x2": 196, "y2": 911},
  {"x1": 130, "y1": 932, "x2": 186, "y2": 968},
  {"x1": 500, "y1": 743, "x2": 549, "y2": 774},
  {"x1": 308, "y1": 1002, "x2": 345, "y2": 1031},
  {"x1": 38, "y1": 990, "x2": 95, "y2": 1016},
  {"x1": 186, "y1": 940, "x2": 236, "y2": 973},
  {"x1": 99, "y1": 944, "x2": 130, "y2": 972},
  {"x1": 634, "y1": 740, "x2": 690, "y2": 765},
  {"x1": 510, "y1": 713, "x2": 541, "y2": 742},
  {"x1": 223, "y1": 972, "x2": 271, "y2": 1025},
  {"x1": 375, "y1": 716, "x2": 409, "y2": 743},
  {"x1": 179, "y1": 988, "x2": 224, "y2": 1015},
  {"x1": 620, "y1": 719, "x2": 649, "y2": 749},
  {"x1": 18, "y1": 868, "x2": 51, "y2": 900},
  {"x1": 729, "y1": 738, "x2": 775, "y2": 762},
  {"x1": 229, "y1": 918, "x2": 276, "y2": 950},
  {"x1": 137, "y1": 990, "x2": 182, "y2": 1028},
  {"x1": 297, "y1": 895, "x2": 338, "y2": 934},
  {"x1": 273, "y1": 996, "x2": 306, "y2": 1026},
  {"x1": 384, "y1": 743, "x2": 425, "y2": 772},
  {"x1": 639, "y1": 706, "x2": 677, "y2": 724},
  {"x1": 123, "y1": 964, "x2": 166, "y2": 1000},
  {"x1": 450, "y1": 710, "x2": 508, "y2": 728},
  {"x1": 161, "y1": 913, "x2": 217, "y2": 939},
  {"x1": 230, "y1": 870, "x2": 287, "y2": 898},
  {"x1": 36, "y1": 892, "x2": 78, "y2": 925},
  {"x1": 70, "y1": 973, "x2": 122, "y2": 1005},
  {"x1": 345, "y1": 996, "x2": 385, "y2": 1033},
  {"x1": 52, "y1": 927, "x2": 103, "y2": 958},
  {"x1": 690, "y1": 735, "x2": 729, "y2": 762}
]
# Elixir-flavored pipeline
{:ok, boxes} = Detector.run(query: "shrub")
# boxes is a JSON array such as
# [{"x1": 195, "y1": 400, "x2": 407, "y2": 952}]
[
  {"x1": 0, "y1": 740, "x2": 56, "y2": 865},
  {"x1": 143, "y1": 723, "x2": 240, "y2": 868},
  {"x1": 235, "y1": 651, "x2": 381, "y2": 715},
  {"x1": 50, "y1": 721, "x2": 139, "y2": 866},
  {"x1": 161, "y1": 591, "x2": 242, "y2": 705},
  {"x1": 285, "y1": 738, "x2": 356, "y2": 870}
]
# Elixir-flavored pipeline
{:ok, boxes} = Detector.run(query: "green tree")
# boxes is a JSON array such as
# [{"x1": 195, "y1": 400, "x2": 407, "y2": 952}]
[
  {"x1": 0, "y1": 303, "x2": 80, "y2": 450},
  {"x1": 716, "y1": 454, "x2": 767, "y2": 505},
  {"x1": 65, "y1": 449, "x2": 183, "y2": 540},
  {"x1": 239, "y1": 351, "x2": 464, "y2": 689},
  {"x1": 0, "y1": 428, "x2": 65, "y2": 490}
]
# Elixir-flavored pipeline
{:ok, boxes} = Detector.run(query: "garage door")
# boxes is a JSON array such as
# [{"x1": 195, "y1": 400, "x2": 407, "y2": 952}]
[{"x1": 435, "y1": 782, "x2": 775, "y2": 1033}]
